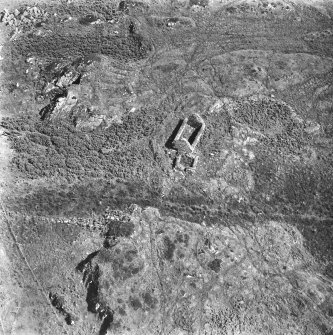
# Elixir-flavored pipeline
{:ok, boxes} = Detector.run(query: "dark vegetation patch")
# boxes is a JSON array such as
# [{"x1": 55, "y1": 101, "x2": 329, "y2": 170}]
[
  {"x1": 249, "y1": 148, "x2": 333, "y2": 218},
  {"x1": 6, "y1": 0, "x2": 152, "y2": 63},
  {"x1": 162, "y1": 190, "x2": 216, "y2": 223},
  {"x1": 1, "y1": 105, "x2": 168, "y2": 181},
  {"x1": 261, "y1": 130, "x2": 310, "y2": 156},
  {"x1": 282, "y1": 164, "x2": 320, "y2": 211},
  {"x1": 105, "y1": 220, "x2": 135, "y2": 239},
  {"x1": 161, "y1": 200, "x2": 254, "y2": 228},
  {"x1": 12, "y1": 28, "x2": 152, "y2": 61},
  {"x1": 163, "y1": 236, "x2": 176, "y2": 261},
  {"x1": 10, "y1": 176, "x2": 257, "y2": 230},
  {"x1": 229, "y1": 98, "x2": 309, "y2": 153},
  {"x1": 82, "y1": 245, "x2": 142, "y2": 282},
  {"x1": 129, "y1": 296, "x2": 142, "y2": 310},
  {"x1": 250, "y1": 146, "x2": 283, "y2": 196},
  {"x1": 118, "y1": 0, "x2": 150, "y2": 14},
  {"x1": 104, "y1": 220, "x2": 135, "y2": 248},
  {"x1": 304, "y1": 31, "x2": 333, "y2": 57},
  {"x1": 43, "y1": 0, "x2": 117, "y2": 21},
  {"x1": 26, "y1": 132, "x2": 52, "y2": 146},
  {"x1": 200, "y1": 111, "x2": 232, "y2": 158},
  {"x1": 285, "y1": 164, "x2": 330, "y2": 216},
  {"x1": 142, "y1": 292, "x2": 158, "y2": 310},
  {"x1": 11, "y1": 179, "x2": 157, "y2": 216},
  {"x1": 293, "y1": 216, "x2": 333, "y2": 280},
  {"x1": 125, "y1": 250, "x2": 137, "y2": 262},
  {"x1": 208, "y1": 258, "x2": 222, "y2": 273}
]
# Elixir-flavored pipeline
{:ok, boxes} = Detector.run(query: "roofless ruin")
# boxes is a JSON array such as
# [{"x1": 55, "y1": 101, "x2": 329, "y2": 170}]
[{"x1": 167, "y1": 113, "x2": 206, "y2": 173}]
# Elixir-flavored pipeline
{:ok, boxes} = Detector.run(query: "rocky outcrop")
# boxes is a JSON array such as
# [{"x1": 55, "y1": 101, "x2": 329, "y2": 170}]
[
  {"x1": 148, "y1": 16, "x2": 196, "y2": 29},
  {"x1": 0, "y1": 6, "x2": 49, "y2": 30},
  {"x1": 76, "y1": 253, "x2": 114, "y2": 335},
  {"x1": 71, "y1": 205, "x2": 333, "y2": 335}
]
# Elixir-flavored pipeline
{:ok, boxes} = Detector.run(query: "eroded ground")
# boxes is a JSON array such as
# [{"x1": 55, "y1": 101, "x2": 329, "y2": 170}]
[{"x1": 0, "y1": 0, "x2": 333, "y2": 334}]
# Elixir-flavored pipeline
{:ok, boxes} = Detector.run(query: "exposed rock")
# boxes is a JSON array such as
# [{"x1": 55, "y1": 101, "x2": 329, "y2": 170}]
[
  {"x1": 0, "y1": 5, "x2": 49, "y2": 37},
  {"x1": 118, "y1": 0, "x2": 150, "y2": 13},
  {"x1": 49, "y1": 292, "x2": 77, "y2": 325},
  {"x1": 149, "y1": 16, "x2": 196, "y2": 29},
  {"x1": 73, "y1": 206, "x2": 333, "y2": 334},
  {"x1": 212, "y1": 0, "x2": 297, "y2": 14},
  {"x1": 304, "y1": 121, "x2": 321, "y2": 135},
  {"x1": 189, "y1": 0, "x2": 209, "y2": 8},
  {"x1": 40, "y1": 90, "x2": 78, "y2": 121}
]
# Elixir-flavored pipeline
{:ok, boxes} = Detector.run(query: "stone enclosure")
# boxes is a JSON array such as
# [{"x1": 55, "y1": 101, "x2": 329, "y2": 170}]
[{"x1": 168, "y1": 113, "x2": 206, "y2": 173}]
